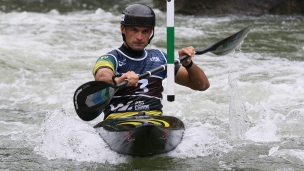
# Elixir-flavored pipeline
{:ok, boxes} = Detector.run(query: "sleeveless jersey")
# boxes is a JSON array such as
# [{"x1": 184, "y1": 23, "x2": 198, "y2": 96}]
[{"x1": 93, "y1": 48, "x2": 169, "y2": 119}]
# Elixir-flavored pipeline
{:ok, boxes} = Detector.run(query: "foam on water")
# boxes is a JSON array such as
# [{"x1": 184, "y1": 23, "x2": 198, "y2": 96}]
[{"x1": 268, "y1": 147, "x2": 304, "y2": 164}]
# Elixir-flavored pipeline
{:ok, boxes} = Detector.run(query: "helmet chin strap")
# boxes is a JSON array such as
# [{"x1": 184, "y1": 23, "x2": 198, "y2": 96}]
[
  {"x1": 122, "y1": 34, "x2": 132, "y2": 49},
  {"x1": 148, "y1": 28, "x2": 154, "y2": 44}
]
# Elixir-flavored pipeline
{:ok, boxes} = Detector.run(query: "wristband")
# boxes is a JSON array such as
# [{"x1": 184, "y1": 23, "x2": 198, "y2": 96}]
[
  {"x1": 183, "y1": 60, "x2": 193, "y2": 69},
  {"x1": 112, "y1": 73, "x2": 122, "y2": 85}
]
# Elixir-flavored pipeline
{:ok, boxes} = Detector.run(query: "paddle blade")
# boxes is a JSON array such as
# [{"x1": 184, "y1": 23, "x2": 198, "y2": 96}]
[
  {"x1": 73, "y1": 81, "x2": 116, "y2": 121},
  {"x1": 196, "y1": 25, "x2": 251, "y2": 56}
]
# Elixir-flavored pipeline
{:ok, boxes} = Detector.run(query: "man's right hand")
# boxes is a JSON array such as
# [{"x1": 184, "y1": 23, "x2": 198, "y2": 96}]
[{"x1": 115, "y1": 71, "x2": 139, "y2": 87}]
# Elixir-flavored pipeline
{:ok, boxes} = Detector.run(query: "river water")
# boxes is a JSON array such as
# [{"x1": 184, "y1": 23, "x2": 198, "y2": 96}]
[{"x1": 1, "y1": 5, "x2": 304, "y2": 171}]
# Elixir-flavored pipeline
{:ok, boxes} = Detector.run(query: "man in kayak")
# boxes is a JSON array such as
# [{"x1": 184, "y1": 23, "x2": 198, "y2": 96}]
[{"x1": 93, "y1": 4, "x2": 210, "y2": 120}]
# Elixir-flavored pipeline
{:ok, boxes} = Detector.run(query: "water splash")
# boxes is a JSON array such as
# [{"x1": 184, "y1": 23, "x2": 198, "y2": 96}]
[
  {"x1": 167, "y1": 121, "x2": 233, "y2": 158},
  {"x1": 228, "y1": 72, "x2": 250, "y2": 140},
  {"x1": 244, "y1": 102, "x2": 280, "y2": 142},
  {"x1": 33, "y1": 108, "x2": 129, "y2": 164}
]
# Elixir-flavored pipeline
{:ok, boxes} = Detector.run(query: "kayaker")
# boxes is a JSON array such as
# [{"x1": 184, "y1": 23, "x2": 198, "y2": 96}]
[{"x1": 93, "y1": 4, "x2": 210, "y2": 120}]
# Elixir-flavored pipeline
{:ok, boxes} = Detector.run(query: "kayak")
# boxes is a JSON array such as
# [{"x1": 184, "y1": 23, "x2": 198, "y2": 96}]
[{"x1": 94, "y1": 115, "x2": 185, "y2": 156}]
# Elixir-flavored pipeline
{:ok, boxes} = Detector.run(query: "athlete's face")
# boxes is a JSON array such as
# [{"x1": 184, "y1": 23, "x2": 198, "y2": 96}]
[{"x1": 121, "y1": 25, "x2": 153, "y2": 51}]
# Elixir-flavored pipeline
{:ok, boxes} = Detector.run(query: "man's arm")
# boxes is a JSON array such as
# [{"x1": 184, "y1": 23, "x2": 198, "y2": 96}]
[
  {"x1": 175, "y1": 46, "x2": 210, "y2": 91},
  {"x1": 94, "y1": 68, "x2": 115, "y2": 83},
  {"x1": 94, "y1": 68, "x2": 139, "y2": 87}
]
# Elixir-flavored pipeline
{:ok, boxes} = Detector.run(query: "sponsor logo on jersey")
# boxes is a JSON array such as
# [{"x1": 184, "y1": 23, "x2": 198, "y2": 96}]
[
  {"x1": 99, "y1": 55, "x2": 109, "y2": 60},
  {"x1": 118, "y1": 59, "x2": 127, "y2": 66},
  {"x1": 135, "y1": 101, "x2": 150, "y2": 110},
  {"x1": 110, "y1": 101, "x2": 133, "y2": 112},
  {"x1": 150, "y1": 56, "x2": 161, "y2": 62}
]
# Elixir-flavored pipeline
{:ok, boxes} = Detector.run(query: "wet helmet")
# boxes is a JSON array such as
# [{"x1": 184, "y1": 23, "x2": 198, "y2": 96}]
[
  {"x1": 121, "y1": 4, "x2": 155, "y2": 44},
  {"x1": 121, "y1": 4, "x2": 155, "y2": 27}
]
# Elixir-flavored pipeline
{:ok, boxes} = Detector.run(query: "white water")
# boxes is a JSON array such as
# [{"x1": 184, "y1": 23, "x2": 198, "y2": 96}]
[{"x1": 1, "y1": 8, "x2": 304, "y2": 170}]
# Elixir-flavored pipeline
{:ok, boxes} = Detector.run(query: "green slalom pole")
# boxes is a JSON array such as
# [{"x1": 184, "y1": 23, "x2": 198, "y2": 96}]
[{"x1": 167, "y1": 0, "x2": 175, "y2": 102}]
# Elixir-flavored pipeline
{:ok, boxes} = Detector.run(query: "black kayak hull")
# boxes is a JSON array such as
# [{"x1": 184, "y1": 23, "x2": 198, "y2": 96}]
[{"x1": 94, "y1": 115, "x2": 185, "y2": 156}]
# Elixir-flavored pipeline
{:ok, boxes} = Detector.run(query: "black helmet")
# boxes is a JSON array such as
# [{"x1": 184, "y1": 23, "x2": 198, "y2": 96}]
[{"x1": 121, "y1": 4, "x2": 155, "y2": 27}]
